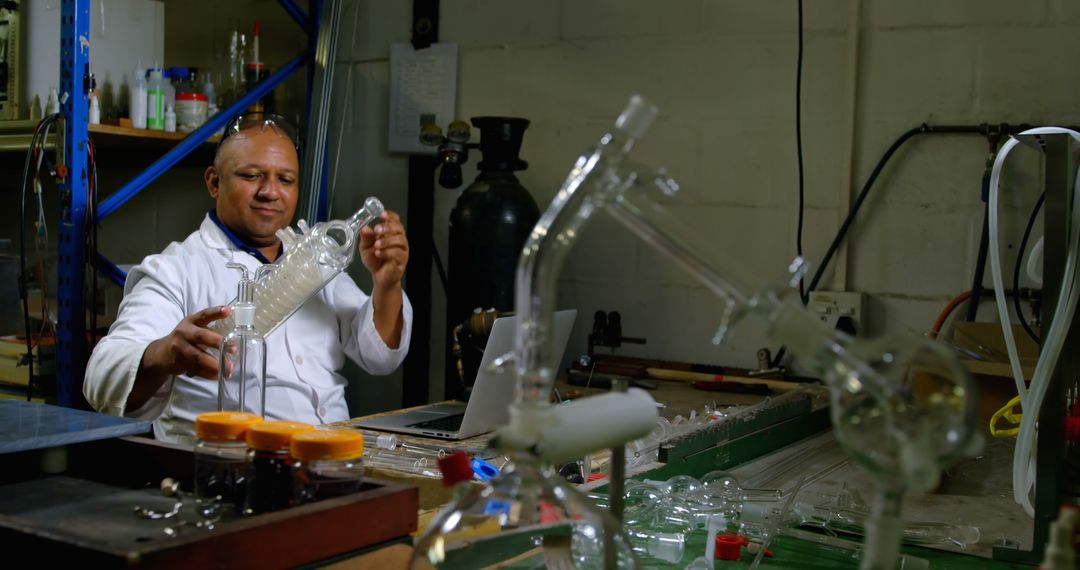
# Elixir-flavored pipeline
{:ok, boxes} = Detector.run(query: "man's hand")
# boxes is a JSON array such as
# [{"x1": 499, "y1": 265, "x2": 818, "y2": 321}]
[
  {"x1": 359, "y1": 210, "x2": 409, "y2": 290},
  {"x1": 359, "y1": 210, "x2": 408, "y2": 348},
  {"x1": 128, "y1": 306, "x2": 229, "y2": 412}
]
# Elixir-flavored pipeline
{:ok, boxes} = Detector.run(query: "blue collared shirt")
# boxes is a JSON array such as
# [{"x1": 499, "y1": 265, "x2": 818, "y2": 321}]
[{"x1": 207, "y1": 209, "x2": 282, "y2": 264}]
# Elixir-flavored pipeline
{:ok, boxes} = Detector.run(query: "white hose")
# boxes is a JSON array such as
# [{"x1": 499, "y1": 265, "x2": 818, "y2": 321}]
[
  {"x1": 987, "y1": 136, "x2": 1027, "y2": 405},
  {"x1": 988, "y1": 127, "x2": 1080, "y2": 516},
  {"x1": 1027, "y1": 236, "x2": 1044, "y2": 286}
]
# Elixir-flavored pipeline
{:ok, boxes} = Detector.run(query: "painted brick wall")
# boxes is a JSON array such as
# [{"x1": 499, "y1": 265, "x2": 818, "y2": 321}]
[{"x1": 323, "y1": 0, "x2": 1078, "y2": 404}]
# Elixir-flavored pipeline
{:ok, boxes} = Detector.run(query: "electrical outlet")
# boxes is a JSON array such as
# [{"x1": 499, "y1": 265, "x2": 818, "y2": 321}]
[{"x1": 807, "y1": 291, "x2": 867, "y2": 335}]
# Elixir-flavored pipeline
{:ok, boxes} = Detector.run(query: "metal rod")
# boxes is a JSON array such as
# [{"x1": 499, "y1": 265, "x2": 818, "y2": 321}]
[
  {"x1": 299, "y1": 0, "x2": 341, "y2": 223},
  {"x1": 56, "y1": 0, "x2": 91, "y2": 406},
  {"x1": 98, "y1": 54, "x2": 308, "y2": 220},
  {"x1": 609, "y1": 378, "x2": 628, "y2": 524},
  {"x1": 94, "y1": 253, "x2": 127, "y2": 287},
  {"x1": 276, "y1": 0, "x2": 309, "y2": 29}
]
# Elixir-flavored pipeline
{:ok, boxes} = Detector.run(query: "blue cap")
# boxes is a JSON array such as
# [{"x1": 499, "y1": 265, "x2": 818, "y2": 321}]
[{"x1": 471, "y1": 458, "x2": 499, "y2": 481}]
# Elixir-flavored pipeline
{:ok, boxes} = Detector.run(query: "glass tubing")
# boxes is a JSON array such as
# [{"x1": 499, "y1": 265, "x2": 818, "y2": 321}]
[{"x1": 510, "y1": 95, "x2": 979, "y2": 569}]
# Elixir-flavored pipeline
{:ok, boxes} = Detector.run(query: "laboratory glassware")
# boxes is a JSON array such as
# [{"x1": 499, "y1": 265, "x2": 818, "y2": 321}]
[
  {"x1": 415, "y1": 95, "x2": 979, "y2": 570},
  {"x1": 213, "y1": 197, "x2": 385, "y2": 336},
  {"x1": 218, "y1": 264, "x2": 266, "y2": 416}
]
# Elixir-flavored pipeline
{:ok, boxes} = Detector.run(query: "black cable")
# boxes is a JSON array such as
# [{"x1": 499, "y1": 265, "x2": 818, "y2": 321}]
[
  {"x1": 19, "y1": 115, "x2": 58, "y2": 401},
  {"x1": 795, "y1": 0, "x2": 805, "y2": 300},
  {"x1": 803, "y1": 125, "x2": 932, "y2": 299},
  {"x1": 771, "y1": 125, "x2": 931, "y2": 367},
  {"x1": 771, "y1": 124, "x2": 990, "y2": 368},
  {"x1": 1014, "y1": 192, "x2": 1044, "y2": 344}
]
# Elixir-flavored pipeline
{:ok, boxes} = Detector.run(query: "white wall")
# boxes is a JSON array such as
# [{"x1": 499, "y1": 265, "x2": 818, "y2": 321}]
[
  {"x1": 324, "y1": 0, "x2": 1074, "y2": 406},
  {"x1": 26, "y1": 0, "x2": 164, "y2": 116}
]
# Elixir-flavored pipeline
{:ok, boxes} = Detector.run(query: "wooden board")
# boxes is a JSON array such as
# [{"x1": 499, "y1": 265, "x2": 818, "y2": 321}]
[{"x1": 0, "y1": 436, "x2": 418, "y2": 569}]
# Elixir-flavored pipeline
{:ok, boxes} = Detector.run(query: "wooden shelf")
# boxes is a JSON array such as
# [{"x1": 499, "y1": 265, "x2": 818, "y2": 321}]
[{"x1": 89, "y1": 123, "x2": 220, "y2": 144}]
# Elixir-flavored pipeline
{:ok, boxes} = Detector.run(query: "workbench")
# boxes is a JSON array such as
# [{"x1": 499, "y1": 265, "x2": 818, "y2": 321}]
[{"x1": 350, "y1": 378, "x2": 1034, "y2": 569}]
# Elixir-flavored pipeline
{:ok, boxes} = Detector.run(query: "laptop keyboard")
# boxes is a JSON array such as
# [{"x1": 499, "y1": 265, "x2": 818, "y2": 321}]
[{"x1": 407, "y1": 413, "x2": 465, "y2": 432}]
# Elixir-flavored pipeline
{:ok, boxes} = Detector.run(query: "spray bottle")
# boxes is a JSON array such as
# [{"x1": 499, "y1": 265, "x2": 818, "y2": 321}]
[{"x1": 218, "y1": 263, "x2": 267, "y2": 417}]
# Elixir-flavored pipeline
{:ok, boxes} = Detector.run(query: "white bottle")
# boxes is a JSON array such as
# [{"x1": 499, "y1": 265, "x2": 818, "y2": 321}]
[
  {"x1": 163, "y1": 70, "x2": 176, "y2": 112},
  {"x1": 46, "y1": 87, "x2": 60, "y2": 115},
  {"x1": 88, "y1": 93, "x2": 101, "y2": 124},
  {"x1": 164, "y1": 103, "x2": 176, "y2": 133},
  {"x1": 130, "y1": 64, "x2": 147, "y2": 129},
  {"x1": 201, "y1": 72, "x2": 216, "y2": 112},
  {"x1": 146, "y1": 69, "x2": 164, "y2": 130}
]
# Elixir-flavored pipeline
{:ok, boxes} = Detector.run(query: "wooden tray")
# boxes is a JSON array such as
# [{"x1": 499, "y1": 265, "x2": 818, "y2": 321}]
[{"x1": 0, "y1": 436, "x2": 418, "y2": 568}]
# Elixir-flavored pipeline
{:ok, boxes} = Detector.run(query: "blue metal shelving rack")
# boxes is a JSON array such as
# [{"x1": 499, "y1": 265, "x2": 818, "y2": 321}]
[{"x1": 56, "y1": 0, "x2": 333, "y2": 406}]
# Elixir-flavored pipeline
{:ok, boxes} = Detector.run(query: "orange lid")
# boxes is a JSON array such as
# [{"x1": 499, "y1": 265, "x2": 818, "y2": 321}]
[
  {"x1": 290, "y1": 429, "x2": 365, "y2": 461},
  {"x1": 246, "y1": 420, "x2": 315, "y2": 451},
  {"x1": 195, "y1": 412, "x2": 262, "y2": 442}
]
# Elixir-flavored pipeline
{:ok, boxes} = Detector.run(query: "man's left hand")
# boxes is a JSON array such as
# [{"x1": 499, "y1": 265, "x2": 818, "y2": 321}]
[{"x1": 360, "y1": 210, "x2": 409, "y2": 290}]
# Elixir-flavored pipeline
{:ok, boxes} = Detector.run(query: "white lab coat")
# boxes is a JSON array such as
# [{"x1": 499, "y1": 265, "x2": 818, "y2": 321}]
[{"x1": 84, "y1": 214, "x2": 412, "y2": 443}]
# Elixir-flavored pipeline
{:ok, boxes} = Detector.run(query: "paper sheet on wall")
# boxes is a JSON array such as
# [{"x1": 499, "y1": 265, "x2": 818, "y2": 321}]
[{"x1": 388, "y1": 42, "x2": 458, "y2": 155}]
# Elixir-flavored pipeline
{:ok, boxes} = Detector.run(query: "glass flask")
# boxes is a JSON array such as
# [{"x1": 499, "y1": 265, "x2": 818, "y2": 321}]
[
  {"x1": 214, "y1": 196, "x2": 385, "y2": 336},
  {"x1": 217, "y1": 264, "x2": 266, "y2": 416}
]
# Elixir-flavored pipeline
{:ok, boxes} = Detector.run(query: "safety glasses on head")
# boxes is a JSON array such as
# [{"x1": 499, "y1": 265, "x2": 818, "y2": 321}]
[{"x1": 217, "y1": 112, "x2": 301, "y2": 155}]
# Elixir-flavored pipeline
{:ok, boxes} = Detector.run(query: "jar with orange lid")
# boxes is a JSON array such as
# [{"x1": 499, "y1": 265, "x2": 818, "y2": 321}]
[
  {"x1": 194, "y1": 411, "x2": 262, "y2": 515},
  {"x1": 291, "y1": 429, "x2": 366, "y2": 503},
  {"x1": 245, "y1": 420, "x2": 315, "y2": 513}
]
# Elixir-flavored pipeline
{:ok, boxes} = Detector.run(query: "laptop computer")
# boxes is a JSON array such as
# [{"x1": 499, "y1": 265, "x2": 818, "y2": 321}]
[{"x1": 354, "y1": 309, "x2": 577, "y2": 440}]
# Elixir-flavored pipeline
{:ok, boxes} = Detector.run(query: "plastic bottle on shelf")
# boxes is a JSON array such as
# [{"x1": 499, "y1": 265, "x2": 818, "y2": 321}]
[
  {"x1": 202, "y1": 72, "x2": 216, "y2": 110},
  {"x1": 130, "y1": 63, "x2": 147, "y2": 129},
  {"x1": 88, "y1": 93, "x2": 100, "y2": 124},
  {"x1": 146, "y1": 68, "x2": 165, "y2": 130},
  {"x1": 164, "y1": 103, "x2": 176, "y2": 133},
  {"x1": 163, "y1": 68, "x2": 176, "y2": 112},
  {"x1": 45, "y1": 87, "x2": 59, "y2": 115}
]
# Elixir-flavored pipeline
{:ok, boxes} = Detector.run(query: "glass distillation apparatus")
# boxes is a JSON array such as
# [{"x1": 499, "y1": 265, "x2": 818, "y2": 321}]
[
  {"x1": 412, "y1": 97, "x2": 980, "y2": 570},
  {"x1": 218, "y1": 264, "x2": 266, "y2": 416},
  {"x1": 213, "y1": 197, "x2": 385, "y2": 336}
]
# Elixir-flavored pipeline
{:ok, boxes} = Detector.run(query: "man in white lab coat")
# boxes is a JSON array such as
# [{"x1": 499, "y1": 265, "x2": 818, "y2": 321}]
[{"x1": 84, "y1": 114, "x2": 412, "y2": 443}]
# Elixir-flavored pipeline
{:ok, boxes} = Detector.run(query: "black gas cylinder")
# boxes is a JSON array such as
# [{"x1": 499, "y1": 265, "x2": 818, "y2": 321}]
[{"x1": 446, "y1": 117, "x2": 539, "y2": 399}]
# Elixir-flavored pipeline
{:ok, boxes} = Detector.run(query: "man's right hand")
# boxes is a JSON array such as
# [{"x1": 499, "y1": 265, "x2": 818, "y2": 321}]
[{"x1": 127, "y1": 306, "x2": 230, "y2": 412}]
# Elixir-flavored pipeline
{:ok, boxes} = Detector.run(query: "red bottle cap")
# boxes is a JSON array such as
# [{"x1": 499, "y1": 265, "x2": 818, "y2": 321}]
[
  {"x1": 437, "y1": 451, "x2": 474, "y2": 487},
  {"x1": 715, "y1": 534, "x2": 743, "y2": 560}
]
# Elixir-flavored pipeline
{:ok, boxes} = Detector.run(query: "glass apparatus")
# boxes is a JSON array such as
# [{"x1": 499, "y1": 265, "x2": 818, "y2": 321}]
[
  {"x1": 218, "y1": 264, "x2": 266, "y2": 416},
  {"x1": 214, "y1": 197, "x2": 385, "y2": 336},
  {"x1": 414, "y1": 96, "x2": 980, "y2": 570}
]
